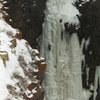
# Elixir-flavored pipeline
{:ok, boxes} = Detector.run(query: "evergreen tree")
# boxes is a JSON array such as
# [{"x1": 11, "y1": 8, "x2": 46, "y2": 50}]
[
  {"x1": 74, "y1": 0, "x2": 100, "y2": 91},
  {"x1": 5, "y1": 0, "x2": 47, "y2": 48}
]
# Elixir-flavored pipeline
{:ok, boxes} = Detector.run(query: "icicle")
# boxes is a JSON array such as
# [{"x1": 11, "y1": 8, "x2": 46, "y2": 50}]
[{"x1": 93, "y1": 66, "x2": 100, "y2": 100}]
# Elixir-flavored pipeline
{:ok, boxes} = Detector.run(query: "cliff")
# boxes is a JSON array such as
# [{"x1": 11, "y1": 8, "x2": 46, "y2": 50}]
[
  {"x1": 40, "y1": 0, "x2": 83, "y2": 100},
  {"x1": 0, "y1": 1, "x2": 46, "y2": 100}
]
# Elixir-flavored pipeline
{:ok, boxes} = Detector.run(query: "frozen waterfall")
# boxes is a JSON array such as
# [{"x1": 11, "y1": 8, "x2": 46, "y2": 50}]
[{"x1": 40, "y1": 0, "x2": 83, "y2": 100}]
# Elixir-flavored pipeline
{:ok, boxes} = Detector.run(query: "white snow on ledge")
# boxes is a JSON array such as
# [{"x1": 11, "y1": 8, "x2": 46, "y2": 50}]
[
  {"x1": 0, "y1": 19, "x2": 38, "y2": 100},
  {"x1": 0, "y1": 19, "x2": 17, "y2": 36}
]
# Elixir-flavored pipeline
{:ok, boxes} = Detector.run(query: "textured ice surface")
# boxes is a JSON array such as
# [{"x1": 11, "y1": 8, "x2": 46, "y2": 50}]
[{"x1": 40, "y1": 0, "x2": 83, "y2": 100}]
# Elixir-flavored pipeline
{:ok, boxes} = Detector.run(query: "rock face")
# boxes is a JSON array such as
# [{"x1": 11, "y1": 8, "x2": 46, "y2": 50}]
[
  {"x1": 0, "y1": 19, "x2": 46, "y2": 100},
  {"x1": 40, "y1": 0, "x2": 82, "y2": 100},
  {"x1": 0, "y1": 1, "x2": 46, "y2": 100}
]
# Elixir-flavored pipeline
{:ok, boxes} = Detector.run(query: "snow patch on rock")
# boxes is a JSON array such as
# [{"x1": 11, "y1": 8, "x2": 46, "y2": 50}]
[{"x1": 0, "y1": 19, "x2": 46, "y2": 100}]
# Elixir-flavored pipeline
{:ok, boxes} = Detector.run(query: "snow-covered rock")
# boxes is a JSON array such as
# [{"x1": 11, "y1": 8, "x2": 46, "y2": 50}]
[
  {"x1": 0, "y1": 19, "x2": 46, "y2": 100},
  {"x1": 0, "y1": 18, "x2": 46, "y2": 100},
  {"x1": 0, "y1": 1, "x2": 46, "y2": 99}
]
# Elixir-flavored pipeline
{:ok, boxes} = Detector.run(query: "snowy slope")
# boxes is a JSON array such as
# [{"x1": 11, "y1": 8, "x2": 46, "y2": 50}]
[{"x1": 0, "y1": 19, "x2": 46, "y2": 100}]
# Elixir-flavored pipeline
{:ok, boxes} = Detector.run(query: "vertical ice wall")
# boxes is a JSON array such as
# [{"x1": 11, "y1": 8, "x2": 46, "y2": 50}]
[
  {"x1": 40, "y1": 0, "x2": 83, "y2": 100},
  {"x1": 93, "y1": 66, "x2": 100, "y2": 100}
]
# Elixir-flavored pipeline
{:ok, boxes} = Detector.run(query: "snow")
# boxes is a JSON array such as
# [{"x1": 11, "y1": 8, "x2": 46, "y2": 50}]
[
  {"x1": 34, "y1": 56, "x2": 41, "y2": 61},
  {"x1": 82, "y1": 89, "x2": 92, "y2": 100},
  {"x1": 2, "y1": 1, "x2": 7, "y2": 4},
  {"x1": 15, "y1": 39, "x2": 32, "y2": 64},
  {"x1": 32, "y1": 49, "x2": 39, "y2": 55},
  {"x1": 0, "y1": 60, "x2": 13, "y2": 100},
  {"x1": 0, "y1": 18, "x2": 40, "y2": 99},
  {"x1": 32, "y1": 87, "x2": 37, "y2": 94},
  {"x1": 33, "y1": 68, "x2": 39, "y2": 72},
  {"x1": 25, "y1": 89, "x2": 33, "y2": 98},
  {"x1": 0, "y1": 19, "x2": 17, "y2": 36}
]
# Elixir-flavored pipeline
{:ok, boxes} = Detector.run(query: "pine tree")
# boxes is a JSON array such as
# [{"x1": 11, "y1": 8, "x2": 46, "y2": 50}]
[
  {"x1": 5, "y1": 0, "x2": 47, "y2": 48},
  {"x1": 74, "y1": 0, "x2": 100, "y2": 91},
  {"x1": 73, "y1": 0, "x2": 93, "y2": 41}
]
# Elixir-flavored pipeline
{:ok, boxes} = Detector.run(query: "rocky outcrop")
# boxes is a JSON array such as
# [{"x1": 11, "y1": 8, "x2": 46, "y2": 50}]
[
  {"x1": 0, "y1": 19, "x2": 46, "y2": 100},
  {"x1": 0, "y1": 51, "x2": 9, "y2": 67},
  {"x1": 4, "y1": 0, "x2": 47, "y2": 48},
  {"x1": 0, "y1": 1, "x2": 46, "y2": 100}
]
